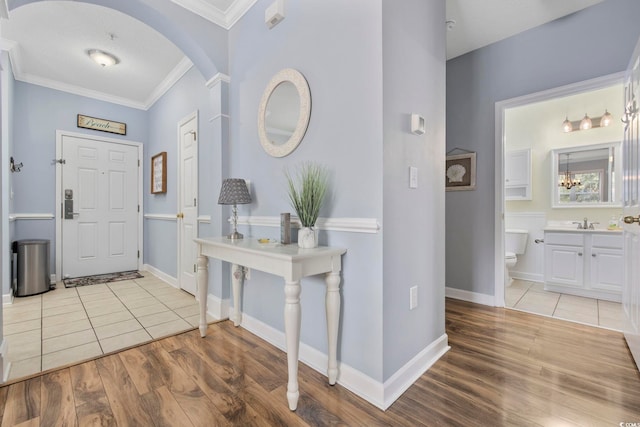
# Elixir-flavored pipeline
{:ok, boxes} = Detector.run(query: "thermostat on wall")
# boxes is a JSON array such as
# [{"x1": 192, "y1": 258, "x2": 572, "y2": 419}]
[
  {"x1": 266, "y1": 0, "x2": 285, "y2": 29},
  {"x1": 411, "y1": 113, "x2": 425, "y2": 135}
]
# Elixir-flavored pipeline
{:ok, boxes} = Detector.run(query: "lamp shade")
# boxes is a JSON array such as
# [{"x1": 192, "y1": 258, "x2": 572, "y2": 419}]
[{"x1": 218, "y1": 179, "x2": 251, "y2": 205}]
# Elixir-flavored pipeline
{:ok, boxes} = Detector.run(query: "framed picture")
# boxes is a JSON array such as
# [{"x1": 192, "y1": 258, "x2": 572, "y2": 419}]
[
  {"x1": 77, "y1": 114, "x2": 126, "y2": 135},
  {"x1": 151, "y1": 152, "x2": 167, "y2": 194},
  {"x1": 446, "y1": 152, "x2": 476, "y2": 191}
]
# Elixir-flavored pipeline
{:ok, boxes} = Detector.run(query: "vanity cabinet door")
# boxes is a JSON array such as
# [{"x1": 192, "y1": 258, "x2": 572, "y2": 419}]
[
  {"x1": 589, "y1": 248, "x2": 624, "y2": 293},
  {"x1": 544, "y1": 244, "x2": 584, "y2": 288}
]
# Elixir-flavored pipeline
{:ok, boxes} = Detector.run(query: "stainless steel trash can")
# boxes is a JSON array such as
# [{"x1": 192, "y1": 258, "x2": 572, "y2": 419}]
[{"x1": 14, "y1": 239, "x2": 50, "y2": 297}]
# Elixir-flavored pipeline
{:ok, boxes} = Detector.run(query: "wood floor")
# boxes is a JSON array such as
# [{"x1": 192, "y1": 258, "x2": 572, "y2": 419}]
[{"x1": 1, "y1": 298, "x2": 639, "y2": 426}]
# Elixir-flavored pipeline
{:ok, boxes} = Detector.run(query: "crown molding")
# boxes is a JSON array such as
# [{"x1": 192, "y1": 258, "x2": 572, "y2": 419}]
[
  {"x1": 144, "y1": 56, "x2": 193, "y2": 109},
  {"x1": 171, "y1": 0, "x2": 257, "y2": 29},
  {"x1": 205, "y1": 72, "x2": 230, "y2": 88},
  {"x1": 0, "y1": 0, "x2": 8, "y2": 20},
  {"x1": 3, "y1": 35, "x2": 193, "y2": 111}
]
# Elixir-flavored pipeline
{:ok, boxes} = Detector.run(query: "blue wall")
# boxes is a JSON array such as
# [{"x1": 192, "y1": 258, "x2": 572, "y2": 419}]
[
  {"x1": 381, "y1": 0, "x2": 446, "y2": 379},
  {"x1": 446, "y1": 0, "x2": 640, "y2": 297},
  {"x1": 8, "y1": 82, "x2": 148, "y2": 293}
]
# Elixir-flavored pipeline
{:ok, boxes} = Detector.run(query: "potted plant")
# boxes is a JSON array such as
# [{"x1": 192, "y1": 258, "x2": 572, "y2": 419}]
[{"x1": 285, "y1": 162, "x2": 329, "y2": 248}]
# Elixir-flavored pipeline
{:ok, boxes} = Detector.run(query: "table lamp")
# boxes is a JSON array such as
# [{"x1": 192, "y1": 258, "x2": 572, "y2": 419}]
[{"x1": 218, "y1": 178, "x2": 252, "y2": 239}]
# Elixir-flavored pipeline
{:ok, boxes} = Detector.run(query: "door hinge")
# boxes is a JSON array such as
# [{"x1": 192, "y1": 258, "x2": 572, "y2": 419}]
[
  {"x1": 137, "y1": 250, "x2": 140, "y2": 259},
  {"x1": 138, "y1": 159, "x2": 140, "y2": 167},
  {"x1": 193, "y1": 264, "x2": 196, "y2": 273},
  {"x1": 194, "y1": 198, "x2": 197, "y2": 207},
  {"x1": 138, "y1": 205, "x2": 140, "y2": 213}
]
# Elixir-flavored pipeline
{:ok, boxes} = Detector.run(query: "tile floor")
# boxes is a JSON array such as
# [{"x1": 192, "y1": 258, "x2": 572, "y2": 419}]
[
  {"x1": 3, "y1": 272, "x2": 213, "y2": 381},
  {"x1": 506, "y1": 279, "x2": 624, "y2": 330}
]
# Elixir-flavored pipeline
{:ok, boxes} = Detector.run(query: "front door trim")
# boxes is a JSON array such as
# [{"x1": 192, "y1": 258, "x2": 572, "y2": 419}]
[{"x1": 55, "y1": 130, "x2": 143, "y2": 282}]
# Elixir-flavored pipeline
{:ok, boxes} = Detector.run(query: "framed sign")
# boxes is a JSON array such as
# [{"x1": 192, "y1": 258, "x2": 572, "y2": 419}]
[
  {"x1": 77, "y1": 114, "x2": 126, "y2": 135},
  {"x1": 446, "y1": 152, "x2": 476, "y2": 191},
  {"x1": 151, "y1": 152, "x2": 167, "y2": 194}
]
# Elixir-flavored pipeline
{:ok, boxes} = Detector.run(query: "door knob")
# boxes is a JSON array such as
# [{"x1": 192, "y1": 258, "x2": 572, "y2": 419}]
[
  {"x1": 177, "y1": 213, "x2": 184, "y2": 219},
  {"x1": 623, "y1": 215, "x2": 640, "y2": 225}
]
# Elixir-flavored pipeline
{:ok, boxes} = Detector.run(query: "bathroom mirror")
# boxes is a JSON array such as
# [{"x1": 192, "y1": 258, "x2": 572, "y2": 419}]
[
  {"x1": 551, "y1": 141, "x2": 622, "y2": 208},
  {"x1": 258, "y1": 68, "x2": 311, "y2": 157}
]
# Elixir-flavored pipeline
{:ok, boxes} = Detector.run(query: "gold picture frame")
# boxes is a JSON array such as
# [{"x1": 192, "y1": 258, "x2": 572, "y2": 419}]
[
  {"x1": 446, "y1": 152, "x2": 476, "y2": 191},
  {"x1": 151, "y1": 152, "x2": 167, "y2": 194}
]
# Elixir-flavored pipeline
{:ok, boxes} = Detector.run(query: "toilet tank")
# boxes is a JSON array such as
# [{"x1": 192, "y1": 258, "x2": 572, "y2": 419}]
[{"x1": 505, "y1": 229, "x2": 528, "y2": 254}]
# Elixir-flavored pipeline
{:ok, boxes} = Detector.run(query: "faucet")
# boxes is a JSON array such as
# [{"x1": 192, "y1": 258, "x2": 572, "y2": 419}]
[
  {"x1": 589, "y1": 222, "x2": 599, "y2": 230},
  {"x1": 583, "y1": 217, "x2": 588, "y2": 230}
]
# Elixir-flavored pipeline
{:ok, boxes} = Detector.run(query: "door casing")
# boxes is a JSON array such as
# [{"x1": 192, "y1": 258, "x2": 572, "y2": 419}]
[{"x1": 55, "y1": 130, "x2": 143, "y2": 282}]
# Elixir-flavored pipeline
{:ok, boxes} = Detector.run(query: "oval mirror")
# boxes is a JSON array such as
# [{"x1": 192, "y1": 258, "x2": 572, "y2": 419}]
[{"x1": 258, "y1": 68, "x2": 311, "y2": 157}]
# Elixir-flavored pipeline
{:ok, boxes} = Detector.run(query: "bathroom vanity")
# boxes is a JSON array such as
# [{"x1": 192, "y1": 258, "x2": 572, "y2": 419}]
[{"x1": 543, "y1": 228, "x2": 623, "y2": 302}]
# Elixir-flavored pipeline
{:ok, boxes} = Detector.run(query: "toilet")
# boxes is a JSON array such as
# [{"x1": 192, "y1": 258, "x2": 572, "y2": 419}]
[{"x1": 505, "y1": 229, "x2": 528, "y2": 286}]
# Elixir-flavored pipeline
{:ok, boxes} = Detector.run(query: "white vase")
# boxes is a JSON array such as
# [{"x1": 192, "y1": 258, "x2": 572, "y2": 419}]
[{"x1": 298, "y1": 227, "x2": 318, "y2": 248}]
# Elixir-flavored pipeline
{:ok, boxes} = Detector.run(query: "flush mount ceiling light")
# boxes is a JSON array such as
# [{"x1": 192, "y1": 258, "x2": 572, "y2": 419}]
[
  {"x1": 87, "y1": 49, "x2": 119, "y2": 67},
  {"x1": 561, "y1": 109, "x2": 613, "y2": 132}
]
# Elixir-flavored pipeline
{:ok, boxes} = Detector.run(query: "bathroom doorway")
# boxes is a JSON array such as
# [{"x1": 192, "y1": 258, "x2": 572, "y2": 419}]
[{"x1": 496, "y1": 73, "x2": 625, "y2": 330}]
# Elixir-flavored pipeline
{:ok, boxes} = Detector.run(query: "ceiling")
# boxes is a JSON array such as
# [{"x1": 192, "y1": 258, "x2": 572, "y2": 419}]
[{"x1": 0, "y1": 0, "x2": 606, "y2": 110}]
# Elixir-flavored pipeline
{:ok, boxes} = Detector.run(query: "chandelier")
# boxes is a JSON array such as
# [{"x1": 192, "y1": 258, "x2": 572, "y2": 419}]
[{"x1": 559, "y1": 153, "x2": 581, "y2": 190}]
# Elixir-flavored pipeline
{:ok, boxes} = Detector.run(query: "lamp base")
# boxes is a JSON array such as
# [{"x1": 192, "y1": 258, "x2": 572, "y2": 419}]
[{"x1": 227, "y1": 231, "x2": 244, "y2": 240}]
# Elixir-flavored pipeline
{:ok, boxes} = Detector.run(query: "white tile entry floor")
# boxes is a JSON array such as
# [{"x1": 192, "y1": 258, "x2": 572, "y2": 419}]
[
  {"x1": 3, "y1": 272, "x2": 214, "y2": 381},
  {"x1": 506, "y1": 279, "x2": 624, "y2": 331}
]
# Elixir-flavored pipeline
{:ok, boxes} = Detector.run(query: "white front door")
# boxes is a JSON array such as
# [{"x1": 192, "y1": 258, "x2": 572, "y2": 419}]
[
  {"x1": 178, "y1": 112, "x2": 198, "y2": 295},
  {"x1": 622, "y1": 38, "x2": 640, "y2": 370},
  {"x1": 61, "y1": 134, "x2": 139, "y2": 278}
]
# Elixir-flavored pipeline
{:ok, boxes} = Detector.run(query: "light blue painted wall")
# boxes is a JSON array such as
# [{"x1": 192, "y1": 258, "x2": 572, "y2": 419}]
[
  {"x1": 381, "y1": 0, "x2": 446, "y2": 378},
  {"x1": 8, "y1": 82, "x2": 148, "y2": 293},
  {"x1": 446, "y1": 0, "x2": 640, "y2": 296},
  {"x1": 228, "y1": 0, "x2": 386, "y2": 380},
  {"x1": 145, "y1": 66, "x2": 220, "y2": 286}
]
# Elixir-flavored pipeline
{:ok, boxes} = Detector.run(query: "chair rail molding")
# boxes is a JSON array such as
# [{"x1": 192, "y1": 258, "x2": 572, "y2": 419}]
[
  {"x1": 235, "y1": 216, "x2": 380, "y2": 234},
  {"x1": 9, "y1": 213, "x2": 55, "y2": 221}
]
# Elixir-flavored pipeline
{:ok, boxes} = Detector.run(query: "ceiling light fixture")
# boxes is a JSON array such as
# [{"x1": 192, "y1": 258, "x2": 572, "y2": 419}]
[
  {"x1": 562, "y1": 110, "x2": 613, "y2": 133},
  {"x1": 87, "y1": 49, "x2": 119, "y2": 67}
]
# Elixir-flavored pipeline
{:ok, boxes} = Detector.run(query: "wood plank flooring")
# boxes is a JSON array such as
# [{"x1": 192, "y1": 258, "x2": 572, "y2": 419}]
[{"x1": 1, "y1": 298, "x2": 639, "y2": 426}]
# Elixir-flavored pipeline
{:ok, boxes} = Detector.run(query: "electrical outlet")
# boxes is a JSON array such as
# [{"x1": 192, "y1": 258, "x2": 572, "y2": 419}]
[
  {"x1": 409, "y1": 167, "x2": 418, "y2": 189},
  {"x1": 410, "y1": 286, "x2": 418, "y2": 310}
]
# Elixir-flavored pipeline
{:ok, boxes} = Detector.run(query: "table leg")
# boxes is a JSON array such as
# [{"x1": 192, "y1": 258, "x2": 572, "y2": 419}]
[
  {"x1": 325, "y1": 271, "x2": 341, "y2": 385},
  {"x1": 196, "y1": 255, "x2": 209, "y2": 338},
  {"x1": 231, "y1": 263, "x2": 244, "y2": 327},
  {"x1": 284, "y1": 279, "x2": 301, "y2": 411}
]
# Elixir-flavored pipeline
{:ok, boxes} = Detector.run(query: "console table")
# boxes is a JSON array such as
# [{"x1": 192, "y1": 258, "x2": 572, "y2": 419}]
[{"x1": 194, "y1": 237, "x2": 346, "y2": 411}]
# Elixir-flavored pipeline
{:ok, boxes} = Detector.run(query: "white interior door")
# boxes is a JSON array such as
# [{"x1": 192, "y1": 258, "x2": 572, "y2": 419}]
[
  {"x1": 623, "y1": 38, "x2": 640, "y2": 370},
  {"x1": 61, "y1": 134, "x2": 139, "y2": 278},
  {"x1": 178, "y1": 112, "x2": 198, "y2": 295}
]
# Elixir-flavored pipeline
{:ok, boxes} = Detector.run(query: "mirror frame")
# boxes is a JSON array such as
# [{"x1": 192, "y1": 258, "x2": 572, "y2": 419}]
[
  {"x1": 551, "y1": 141, "x2": 622, "y2": 208},
  {"x1": 258, "y1": 68, "x2": 311, "y2": 158}
]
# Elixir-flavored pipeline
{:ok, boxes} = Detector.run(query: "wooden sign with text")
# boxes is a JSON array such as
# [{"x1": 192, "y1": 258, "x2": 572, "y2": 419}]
[{"x1": 77, "y1": 114, "x2": 126, "y2": 135}]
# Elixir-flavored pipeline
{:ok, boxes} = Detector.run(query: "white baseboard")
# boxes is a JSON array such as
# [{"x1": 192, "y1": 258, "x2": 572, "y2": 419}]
[
  {"x1": 511, "y1": 272, "x2": 543, "y2": 283},
  {"x1": 207, "y1": 294, "x2": 229, "y2": 320},
  {"x1": 238, "y1": 310, "x2": 448, "y2": 410},
  {"x1": 142, "y1": 264, "x2": 178, "y2": 288},
  {"x1": 0, "y1": 339, "x2": 10, "y2": 383},
  {"x1": 445, "y1": 286, "x2": 495, "y2": 306},
  {"x1": 382, "y1": 334, "x2": 450, "y2": 409},
  {"x1": 2, "y1": 289, "x2": 13, "y2": 306}
]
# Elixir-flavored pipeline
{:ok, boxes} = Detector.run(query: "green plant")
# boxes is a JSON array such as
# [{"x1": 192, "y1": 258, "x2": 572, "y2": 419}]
[{"x1": 285, "y1": 162, "x2": 329, "y2": 228}]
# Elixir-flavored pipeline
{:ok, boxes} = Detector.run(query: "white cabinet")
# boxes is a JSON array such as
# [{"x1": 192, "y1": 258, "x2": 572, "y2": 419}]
[
  {"x1": 544, "y1": 231, "x2": 622, "y2": 302},
  {"x1": 505, "y1": 148, "x2": 531, "y2": 200}
]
